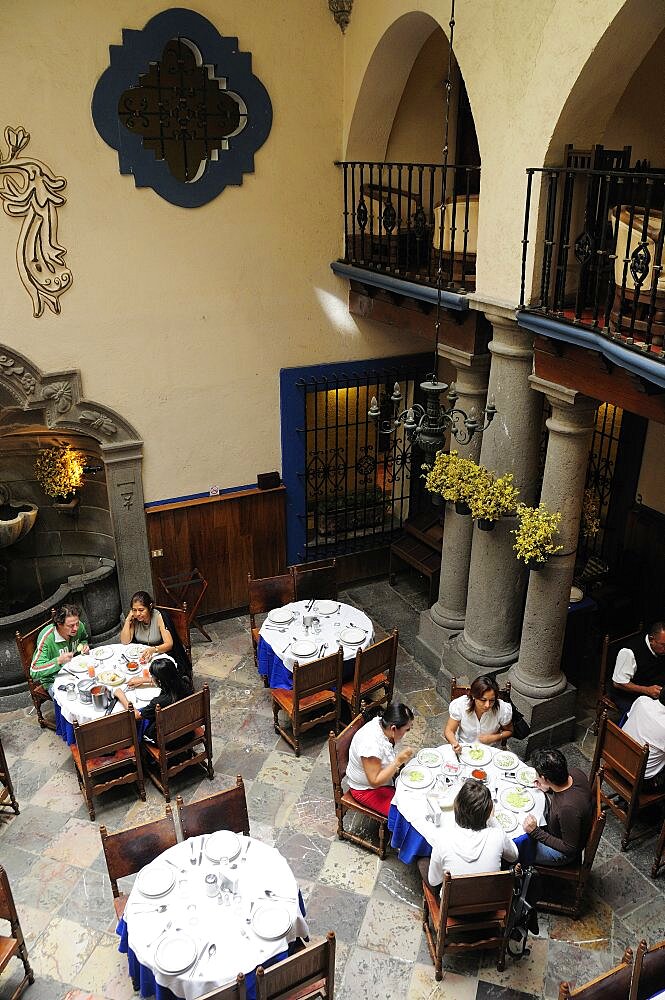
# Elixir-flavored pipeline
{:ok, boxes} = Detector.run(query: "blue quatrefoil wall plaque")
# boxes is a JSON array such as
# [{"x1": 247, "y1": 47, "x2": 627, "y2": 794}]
[{"x1": 91, "y1": 8, "x2": 272, "y2": 208}]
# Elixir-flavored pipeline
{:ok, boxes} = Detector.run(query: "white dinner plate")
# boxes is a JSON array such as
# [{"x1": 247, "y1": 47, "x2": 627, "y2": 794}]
[
  {"x1": 399, "y1": 766, "x2": 434, "y2": 790},
  {"x1": 133, "y1": 686, "x2": 160, "y2": 703},
  {"x1": 154, "y1": 932, "x2": 197, "y2": 974},
  {"x1": 136, "y1": 864, "x2": 175, "y2": 898},
  {"x1": 417, "y1": 748, "x2": 444, "y2": 768},
  {"x1": 315, "y1": 600, "x2": 339, "y2": 616},
  {"x1": 290, "y1": 638, "x2": 318, "y2": 658},
  {"x1": 267, "y1": 608, "x2": 293, "y2": 625},
  {"x1": 125, "y1": 644, "x2": 145, "y2": 659},
  {"x1": 92, "y1": 646, "x2": 114, "y2": 660},
  {"x1": 494, "y1": 810, "x2": 518, "y2": 833},
  {"x1": 500, "y1": 785, "x2": 535, "y2": 813},
  {"x1": 252, "y1": 904, "x2": 292, "y2": 940},
  {"x1": 205, "y1": 830, "x2": 242, "y2": 863},
  {"x1": 96, "y1": 668, "x2": 124, "y2": 687},
  {"x1": 492, "y1": 751, "x2": 520, "y2": 771},
  {"x1": 516, "y1": 766, "x2": 538, "y2": 786},
  {"x1": 459, "y1": 744, "x2": 493, "y2": 767},
  {"x1": 340, "y1": 627, "x2": 366, "y2": 645},
  {"x1": 67, "y1": 657, "x2": 92, "y2": 674}
]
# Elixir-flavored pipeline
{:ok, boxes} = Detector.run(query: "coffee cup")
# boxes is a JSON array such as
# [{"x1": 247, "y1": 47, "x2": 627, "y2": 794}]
[{"x1": 303, "y1": 614, "x2": 314, "y2": 631}]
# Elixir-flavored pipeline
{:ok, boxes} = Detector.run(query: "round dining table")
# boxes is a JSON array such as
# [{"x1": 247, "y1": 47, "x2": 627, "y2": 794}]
[
  {"x1": 388, "y1": 743, "x2": 547, "y2": 863},
  {"x1": 116, "y1": 833, "x2": 309, "y2": 1000},
  {"x1": 51, "y1": 642, "x2": 157, "y2": 744},
  {"x1": 257, "y1": 599, "x2": 374, "y2": 689}
]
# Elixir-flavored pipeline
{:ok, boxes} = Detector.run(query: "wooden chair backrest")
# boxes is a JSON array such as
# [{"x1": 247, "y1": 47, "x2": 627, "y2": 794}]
[
  {"x1": 0, "y1": 865, "x2": 19, "y2": 925},
  {"x1": 450, "y1": 676, "x2": 512, "y2": 703},
  {"x1": 354, "y1": 631, "x2": 398, "y2": 687},
  {"x1": 159, "y1": 568, "x2": 208, "y2": 622},
  {"x1": 74, "y1": 707, "x2": 139, "y2": 760},
  {"x1": 247, "y1": 572, "x2": 296, "y2": 616},
  {"x1": 176, "y1": 775, "x2": 250, "y2": 840},
  {"x1": 155, "y1": 603, "x2": 191, "y2": 656},
  {"x1": 443, "y1": 868, "x2": 515, "y2": 920},
  {"x1": 329, "y1": 714, "x2": 364, "y2": 790},
  {"x1": 630, "y1": 937, "x2": 665, "y2": 1000},
  {"x1": 583, "y1": 769, "x2": 606, "y2": 871},
  {"x1": 99, "y1": 806, "x2": 178, "y2": 893},
  {"x1": 14, "y1": 617, "x2": 52, "y2": 679},
  {"x1": 255, "y1": 931, "x2": 335, "y2": 1000},
  {"x1": 558, "y1": 946, "x2": 633, "y2": 999},
  {"x1": 293, "y1": 649, "x2": 343, "y2": 703},
  {"x1": 598, "y1": 626, "x2": 643, "y2": 697},
  {"x1": 154, "y1": 686, "x2": 210, "y2": 744},
  {"x1": 290, "y1": 558, "x2": 338, "y2": 602},
  {"x1": 196, "y1": 974, "x2": 247, "y2": 1000},
  {"x1": 595, "y1": 715, "x2": 649, "y2": 789}
]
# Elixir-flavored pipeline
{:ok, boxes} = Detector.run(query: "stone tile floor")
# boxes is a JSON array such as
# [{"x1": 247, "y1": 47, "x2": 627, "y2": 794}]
[{"x1": 0, "y1": 576, "x2": 660, "y2": 999}]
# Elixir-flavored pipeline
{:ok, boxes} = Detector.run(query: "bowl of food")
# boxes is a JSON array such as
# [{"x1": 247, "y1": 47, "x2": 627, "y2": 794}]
[
  {"x1": 126, "y1": 661, "x2": 139, "y2": 673},
  {"x1": 471, "y1": 768, "x2": 487, "y2": 782}
]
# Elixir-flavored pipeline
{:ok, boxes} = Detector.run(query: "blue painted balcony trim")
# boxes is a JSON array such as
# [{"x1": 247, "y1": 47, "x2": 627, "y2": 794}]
[
  {"x1": 330, "y1": 261, "x2": 470, "y2": 313},
  {"x1": 517, "y1": 310, "x2": 665, "y2": 390}
]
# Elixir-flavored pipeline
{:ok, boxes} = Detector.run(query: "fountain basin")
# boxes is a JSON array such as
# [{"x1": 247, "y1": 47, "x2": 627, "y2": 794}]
[{"x1": 0, "y1": 501, "x2": 38, "y2": 548}]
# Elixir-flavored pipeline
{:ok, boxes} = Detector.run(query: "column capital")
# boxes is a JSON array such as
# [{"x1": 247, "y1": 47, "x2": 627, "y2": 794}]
[
  {"x1": 529, "y1": 375, "x2": 598, "y2": 412},
  {"x1": 438, "y1": 344, "x2": 491, "y2": 375}
]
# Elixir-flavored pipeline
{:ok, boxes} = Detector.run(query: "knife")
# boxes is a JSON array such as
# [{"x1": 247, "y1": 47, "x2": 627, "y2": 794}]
[
  {"x1": 198, "y1": 839, "x2": 204, "y2": 865},
  {"x1": 189, "y1": 940, "x2": 211, "y2": 979}
]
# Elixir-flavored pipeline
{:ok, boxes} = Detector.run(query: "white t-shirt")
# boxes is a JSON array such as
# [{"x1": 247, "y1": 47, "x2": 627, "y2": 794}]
[
  {"x1": 448, "y1": 695, "x2": 513, "y2": 744},
  {"x1": 612, "y1": 634, "x2": 658, "y2": 685},
  {"x1": 346, "y1": 716, "x2": 396, "y2": 790},
  {"x1": 428, "y1": 817, "x2": 518, "y2": 886},
  {"x1": 623, "y1": 696, "x2": 665, "y2": 779}
]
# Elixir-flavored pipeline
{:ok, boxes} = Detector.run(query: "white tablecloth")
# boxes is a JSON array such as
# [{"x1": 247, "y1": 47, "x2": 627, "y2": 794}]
[
  {"x1": 125, "y1": 836, "x2": 309, "y2": 999},
  {"x1": 259, "y1": 600, "x2": 374, "y2": 672},
  {"x1": 392, "y1": 744, "x2": 547, "y2": 846},
  {"x1": 52, "y1": 642, "x2": 157, "y2": 726}
]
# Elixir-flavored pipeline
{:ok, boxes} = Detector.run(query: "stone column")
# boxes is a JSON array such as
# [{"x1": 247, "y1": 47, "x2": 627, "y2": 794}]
[
  {"x1": 102, "y1": 440, "x2": 153, "y2": 613},
  {"x1": 508, "y1": 380, "x2": 597, "y2": 745},
  {"x1": 415, "y1": 349, "x2": 490, "y2": 673},
  {"x1": 441, "y1": 313, "x2": 543, "y2": 690}
]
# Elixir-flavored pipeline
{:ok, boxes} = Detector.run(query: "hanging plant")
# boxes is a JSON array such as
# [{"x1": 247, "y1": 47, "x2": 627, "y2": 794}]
[
  {"x1": 468, "y1": 470, "x2": 519, "y2": 524},
  {"x1": 34, "y1": 444, "x2": 84, "y2": 500},
  {"x1": 422, "y1": 450, "x2": 483, "y2": 507},
  {"x1": 512, "y1": 502, "x2": 563, "y2": 566}
]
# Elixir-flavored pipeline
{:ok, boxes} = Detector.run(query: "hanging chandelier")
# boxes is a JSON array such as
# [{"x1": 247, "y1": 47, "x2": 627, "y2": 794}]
[{"x1": 368, "y1": 0, "x2": 496, "y2": 460}]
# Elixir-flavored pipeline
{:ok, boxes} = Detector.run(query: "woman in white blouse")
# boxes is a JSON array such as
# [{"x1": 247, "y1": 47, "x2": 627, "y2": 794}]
[
  {"x1": 444, "y1": 675, "x2": 513, "y2": 754},
  {"x1": 346, "y1": 703, "x2": 415, "y2": 816}
]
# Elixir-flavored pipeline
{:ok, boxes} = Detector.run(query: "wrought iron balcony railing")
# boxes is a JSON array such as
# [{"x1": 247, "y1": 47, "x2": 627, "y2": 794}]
[
  {"x1": 520, "y1": 165, "x2": 665, "y2": 358},
  {"x1": 336, "y1": 160, "x2": 481, "y2": 293}
]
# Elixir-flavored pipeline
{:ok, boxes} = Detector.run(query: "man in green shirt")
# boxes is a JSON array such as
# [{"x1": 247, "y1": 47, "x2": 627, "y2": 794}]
[{"x1": 30, "y1": 603, "x2": 89, "y2": 686}]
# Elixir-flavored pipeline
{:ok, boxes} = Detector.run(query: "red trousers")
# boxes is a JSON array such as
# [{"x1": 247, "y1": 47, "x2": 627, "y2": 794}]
[{"x1": 349, "y1": 786, "x2": 395, "y2": 817}]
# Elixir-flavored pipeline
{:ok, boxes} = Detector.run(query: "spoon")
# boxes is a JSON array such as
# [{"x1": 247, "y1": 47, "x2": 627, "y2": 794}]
[
  {"x1": 205, "y1": 942, "x2": 217, "y2": 969},
  {"x1": 131, "y1": 903, "x2": 168, "y2": 914},
  {"x1": 264, "y1": 889, "x2": 294, "y2": 902}
]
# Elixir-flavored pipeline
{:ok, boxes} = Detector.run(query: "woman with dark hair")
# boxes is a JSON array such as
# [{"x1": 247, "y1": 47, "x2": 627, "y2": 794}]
[
  {"x1": 421, "y1": 778, "x2": 518, "y2": 889},
  {"x1": 444, "y1": 675, "x2": 513, "y2": 754},
  {"x1": 115, "y1": 654, "x2": 193, "y2": 742},
  {"x1": 31, "y1": 603, "x2": 89, "y2": 687},
  {"x1": 120, "y1": 591, "x2": 174, "y2": 664},
  {"x1": 346, "y1": 703, "x2": 415, "y2": 816}
]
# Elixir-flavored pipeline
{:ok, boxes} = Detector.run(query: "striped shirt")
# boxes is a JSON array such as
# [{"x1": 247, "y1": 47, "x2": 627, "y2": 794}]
[{"x1": 30, "y1": 621, "x2": 88, "y2": 682}]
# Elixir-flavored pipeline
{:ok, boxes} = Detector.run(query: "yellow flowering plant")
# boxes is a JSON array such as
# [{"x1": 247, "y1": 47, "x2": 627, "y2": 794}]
[
  {"x1": 468, "y1": 470, "x2": 520, "y2": 522},
  {"x1": 423, "y1": 450, "x2": 483, "y2": 505},
  {"x1": 512, "y1": 502, "x2": 563, "y2": 564},
  {"x1": 34, "y1": 444, "x2": 85, "y2": 500}
]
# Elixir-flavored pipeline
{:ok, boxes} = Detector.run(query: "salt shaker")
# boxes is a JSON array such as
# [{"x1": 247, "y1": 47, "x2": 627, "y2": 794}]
[{"x1": 205, "y1": 873, "x2": 218, "y2": 897}]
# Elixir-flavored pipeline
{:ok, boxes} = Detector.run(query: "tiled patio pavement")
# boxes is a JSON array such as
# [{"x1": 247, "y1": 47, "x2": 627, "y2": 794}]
[{"x1": 0, "y1": 577, "x2": 661, "y2": 999}]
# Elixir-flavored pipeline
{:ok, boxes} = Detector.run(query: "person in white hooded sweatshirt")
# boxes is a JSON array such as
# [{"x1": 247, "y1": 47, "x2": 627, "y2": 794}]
[{"x1": 418, "y1": 779, "x2": 518, "y2": 891}]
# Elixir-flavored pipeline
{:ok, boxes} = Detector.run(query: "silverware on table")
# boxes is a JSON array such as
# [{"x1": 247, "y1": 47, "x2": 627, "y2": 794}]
[
  {"x1": 163, "y1": 858, "x2": 187, "y2": 875},
  {"x1": 198, "y1": 839, "x2": 204, "y2": 866},
  {"x1": 190, "y1": 840, "x2": 197, "y2": 866},
  {"x1": 189, "y1": 939, "x2": 211, "y2": 979},
  {"x1": 146, "y1": 919, "x2": 172, "y2": 949}
]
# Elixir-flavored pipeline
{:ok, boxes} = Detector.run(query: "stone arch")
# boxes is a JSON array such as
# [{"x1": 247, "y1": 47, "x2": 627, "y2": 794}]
[{"x1": 0, "y1": 343, "x2": 152, "y2": 609}]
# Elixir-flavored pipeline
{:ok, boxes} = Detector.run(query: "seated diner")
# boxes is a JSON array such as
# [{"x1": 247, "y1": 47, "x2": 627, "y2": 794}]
[
  {"x1": 622, "y1": 688, "x2": 665, "y2": 791},
  {"x1": 346, "y1": 703, "x2": 415, "y2": 816},
  {"x1": 114, "y1": 653, "x2": 193, "y2": 742},
  {"x1": 30, "y1": 602, "x2": 89, "y2": 690},
  {"x1": 120, "y1": 590, "x2": 191, "y2": 679},
  {"x1": 611, "y1": 621, "x2": 665, "y2": 718},
  {"x1": 445, "y1": 674, "x2": 513, "y2": 753},
  {"x1": 520, "y1": 748, "x2": 592, "y2": 865}
]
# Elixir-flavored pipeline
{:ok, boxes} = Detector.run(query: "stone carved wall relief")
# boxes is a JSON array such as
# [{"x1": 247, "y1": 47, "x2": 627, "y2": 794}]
[{"x1": 0, "y1": 127, "x2": 72, "y2": 317}]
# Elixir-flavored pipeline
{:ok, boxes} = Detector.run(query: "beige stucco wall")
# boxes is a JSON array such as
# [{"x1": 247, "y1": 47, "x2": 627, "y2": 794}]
[
  {"x1": 638, "y1": 421, "x2": 665, "y2": 514},
  {"x1": 604, "y1": 26, "x2": 665, "y2": 163}
]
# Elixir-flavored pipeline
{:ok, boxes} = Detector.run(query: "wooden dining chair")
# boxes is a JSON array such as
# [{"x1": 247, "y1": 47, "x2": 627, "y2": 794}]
[
  {"x1": 196, "y1": 974, "x2": 247, "y2": 999},
  {"x1": 558, "y1": 945, "x2": 634, "y2": 998},
  {"x1": 72, "y1": 708, "x2": 146, "y2": 820},
  {"x1": 594, "y1": 625, "x2": 643, "y2": 732},
  {"x1": 450, "y1": 675, "x2": 512, "y2": 748},
  {"x1": 247, "y1": 571, "x2": 297, "y2": 685},
  {"x1": 328, "y1": 713, "x2": 388, "y2": 859},
  {"x1": 422, "y1": 867, "x2": 518, "y2": 979},
  {"x1": 0, "y1": 866, "x2": 33, "y2": 999},
  {"x1": 651, "y1": 814, "x2": 665, "y2": 878},
  {"x1": 99, "y1": 804, "x2": 179, "y2": 918},
  {"x1": 534, "y1": 768, "x2": 606, "y2": 919},
  {"x1": 271, "y1": 649, "x2": 343, "y2": 756},
  {"x1": 155, "y1": 602, "x2": 192, "y2": 658},
  {"x1": 142, "y1": 683, "x2": 214, "y2": 801},
  {"x1": 591, "y1": 710, "x2": 665, "y2": 849},
  {"x1": 0, "y1": 731, "x2": 19, "y2": 816},
  {"x1": 290, "y1": 558, "x2": 338, "y2": 603},
  {"x1": 341, "y1": 629, "x2": 398, "y2": 718},
  {"x1": 255, "y1": 932, "x2": 335, "y2": 1000},
  {"x1": 628, "y1": 937, "x2": 665, "y2": 1000},
  {"x1": 15, "y1": 616, "x2": 56, "y2": 730},
  {"x1": 158, "y1": 567, "x2": 212, "y2": 642},
  {"x1": 175, "y1": 775, "x2": 250, "y2": 840}
]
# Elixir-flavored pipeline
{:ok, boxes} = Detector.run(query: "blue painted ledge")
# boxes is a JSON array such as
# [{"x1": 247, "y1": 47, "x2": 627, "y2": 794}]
[{"x1": 330, "y1": 261, "x2": 470, "y2": 313}]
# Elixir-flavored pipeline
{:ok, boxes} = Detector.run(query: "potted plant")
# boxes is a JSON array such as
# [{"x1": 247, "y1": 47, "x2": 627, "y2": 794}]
[
  {"x1": 34, "y1": 444, "x2": 84, "y2": 511},
  {"x1": 512, "y1": 502, "x2": 563, "y2": 566},
  {"x1": 468, "y1": 470, "x2": 519, "y2": 530},
  {"x1": 423, "y1": 450, "x2": 483, "y2": 513}
]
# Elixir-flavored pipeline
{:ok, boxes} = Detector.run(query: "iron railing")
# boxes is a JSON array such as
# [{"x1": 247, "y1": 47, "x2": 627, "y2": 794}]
[
  {"x1": 521, "y1": 166, "x2": 665, "y2": 357},
  {"x1": 336, "y1": 160, "x2": 481, "y2": 292},
  {"x1": 296, "y1": 363, "x2": 430, "y2": 560}
]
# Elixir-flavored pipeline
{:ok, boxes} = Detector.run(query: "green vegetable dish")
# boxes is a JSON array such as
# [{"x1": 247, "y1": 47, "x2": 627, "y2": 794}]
[
  {"x1": 468, "y1": 747, "x2": 485, "y2": 761},
  {"x1": 494, "y1": 754, "x2": 515, "y2": 768},
  {"x1": 503, "y1": 787, "x2": 531, "y2": 810},
  {"x1": 405, "y1": 769, "x2": 425, "y2": 782},
  {"x1": 495, "y1": 812, "x2": 515, "y2": 831}
]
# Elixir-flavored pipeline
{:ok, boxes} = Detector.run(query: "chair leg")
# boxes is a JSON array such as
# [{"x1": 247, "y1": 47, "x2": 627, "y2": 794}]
[{"x1": 378, "y1": 819, "x2": 387, "y2": 860}]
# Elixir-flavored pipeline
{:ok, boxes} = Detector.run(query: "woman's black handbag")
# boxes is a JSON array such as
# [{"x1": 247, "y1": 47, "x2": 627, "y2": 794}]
[{"x1": 509, "y1": 699, "x2": 531, "y2": 741}]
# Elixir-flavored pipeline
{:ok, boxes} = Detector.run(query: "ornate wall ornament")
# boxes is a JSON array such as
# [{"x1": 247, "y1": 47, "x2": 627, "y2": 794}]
[
  {"x1": 328, "y1": 1, "x2": 353, "y2": 33},
  {"x1": 42, "y1": 380, "x2": 73, "y2": 414},
  {"x1": 0, "y1": 127, "x2": 72, "y2": 317},
  {"x1": 0, "y1": 354, "x2": 37, "y2": 395},
  {"x1": 79, "y1": 410, "x2": 118, "y2": 437},
  {"x1": 91, "y1": 8, "x2": 273, "y2": 207}
]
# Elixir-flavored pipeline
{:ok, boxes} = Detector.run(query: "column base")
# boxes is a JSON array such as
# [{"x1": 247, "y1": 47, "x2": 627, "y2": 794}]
[
  {"x1": 415, "y1": 608, "x2": 464, "y2": 679},
  {"x1": 507, "y1": 683, "x2": 578, "y2": 758},
  {"x1": 438, "y1": 632, "x2": 518, "y2": 695}
]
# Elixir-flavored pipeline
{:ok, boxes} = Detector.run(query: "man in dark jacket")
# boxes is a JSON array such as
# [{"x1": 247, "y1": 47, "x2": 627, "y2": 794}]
[
  {"x1": 521, "y1": 749, "x2": 592, "y2": 866},
  {"x1": 612, "y1": 622, "x2": 665, "y2": 717}
]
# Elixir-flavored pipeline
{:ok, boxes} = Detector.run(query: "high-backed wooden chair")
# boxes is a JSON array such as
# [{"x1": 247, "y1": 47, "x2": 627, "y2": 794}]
[
  {"x1": 450, "y1": 676, "x2": 512, "y2": 748},
  {"x1": 72, "y1": 708, "x2": 146, "y2": 821},
  {"x1": 595, "y1": 625, "x2": 643, "y2": 732},
  {"x1": 142, "y1": 684, "x2": 213, "y2": 801},
  {"x1": 328, "y1": 714, "x2": 388, "y2": 859},
  {"x1": 175, "y1": 776, "x2": 250, "y2": 840},
  {"x1": 534, "y1": 768, "x2": 606, "y2": 919},
  {"x1": 341, "y1": 629, "x2": 397, "y2": 718},
  {"x1": 629, "y1": 937, "x2": 665, "y2": 1000},
  {"x1": 0, "y1": 866, "x2": 33, "y2": 999},
  {"x1": 272, "y1": 650, "x2": 343, "y2": 756},
  {"x1": 15, "y1": 616, "x2": 55, "y2": 730},
  {"x1": 422, "y1": 867, "x2": 518, "y2": 980},
  {"x1": 0, "y1": 732, "x2": 19, "y2": 815},
  {"x1": 158, "y1": 567, "x2": 212, "y2": 642},
  {"x1": 99, "y1": 805, "x2": 178, "y2": 919},
  {"x1": 591, "y1": 711, "x2": 665, "y2": 850},
  {"x1": 558, "y1": 946, "x2": 633, "y2": 999},
  {"x1": 651, "y1": 815, "x2": 665, "y2": 878},
  {"x1": 196, "y1": 975, "x2": 247, "y2": 1000},
  {"x1": 255, "y1": 932, "x2": 335, "y2": 1000},
  {"x1": 155, "y1": 603, "x2": 191, "y2": 658},
  {"x1": 290, "y1": 558, "x2": 338, "y2": 603},
  {"x1": 248, "y1": 571, "x2": 296, "y2": 685}
]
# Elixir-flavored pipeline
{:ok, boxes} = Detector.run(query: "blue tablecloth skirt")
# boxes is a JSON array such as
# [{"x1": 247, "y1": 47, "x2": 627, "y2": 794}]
[
  {"x1": 388, "y1": 803, "x2": 534, "y2": 865},
  {"x1": 257, "y1": 636, "x2": 356, "y2": 690},
  {"x1": 54, "y1": 700, "x2": 150, "y2": 745}
]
